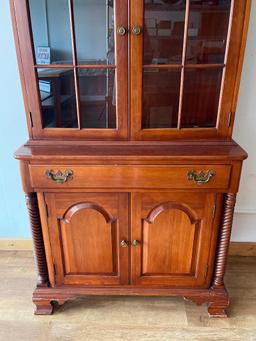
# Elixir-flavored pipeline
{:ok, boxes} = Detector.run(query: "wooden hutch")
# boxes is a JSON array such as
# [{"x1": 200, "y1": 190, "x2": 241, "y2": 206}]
[{"x1": 10, "y1": 0, "x2": 251, "y2": 317}]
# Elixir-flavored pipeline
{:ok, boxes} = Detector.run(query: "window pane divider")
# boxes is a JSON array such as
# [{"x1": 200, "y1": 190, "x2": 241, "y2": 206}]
[
  {"x1": 34, "y1": 65, "x2": 116, "y2": 69},
  {"x1": 142, "y1": 64, "x2": 225, "y2": 70},
  {"x1": 68, "y1": 0, "x2": 81, "y2": 129},
  {"x1": 185, "y1": 64, "x2": 226, "y2": 69},
  {"x1": 177, "y1": 0, "x2": 190, "y2": 130},
  {"x1": 143, "y1": 65, "x2": 182, "y2": 69}
]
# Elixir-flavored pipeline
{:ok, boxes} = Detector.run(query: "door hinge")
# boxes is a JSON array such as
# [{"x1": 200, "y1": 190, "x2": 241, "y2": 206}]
[
  {"x1": 212, "y1": 203, "x2": 216, "y2": 219},
  {"x1": 29, "y1": 112, "x2": 34, "y2": 127},
  {"x1": 227, "y1": 112, "x2": 233, "y2": 127},
  {"x1": 53, "y1": 263, "x2": 57, "y2": 276},
  {"x1": 45, "y1": 202, "x2": 49, "y2": 217},
  {"x1": 204, "y1": 264, "x2": 209, "y2": 279}
]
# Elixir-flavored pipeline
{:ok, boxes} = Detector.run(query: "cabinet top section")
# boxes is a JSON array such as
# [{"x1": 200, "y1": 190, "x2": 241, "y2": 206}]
[
  {"x1": 10, "y1": 0, "x2": 251, "y2": 142},
  {"x1": 15, "y1": 140, "x2": 247, "y2": 162}
]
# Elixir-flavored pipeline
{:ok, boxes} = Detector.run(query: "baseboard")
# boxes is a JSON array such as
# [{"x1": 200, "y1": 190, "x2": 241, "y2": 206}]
[
  {"x1": 228, "y1": 242, "x2": 256, "y2": 257},
  {"x1": 0, "y1": 239, "x2": 32, "y2": 250},
  {"x1": 0, "y1": 240, "x2": 255, "y2": 256}
]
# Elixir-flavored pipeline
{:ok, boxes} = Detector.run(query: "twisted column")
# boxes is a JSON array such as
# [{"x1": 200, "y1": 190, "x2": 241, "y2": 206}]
[
  {"x1": 213, "y1": 193, "x2": 236, "y2": 287},
  {"x1": 26, "y1": 193, "x2": 48, "y2": 287}
]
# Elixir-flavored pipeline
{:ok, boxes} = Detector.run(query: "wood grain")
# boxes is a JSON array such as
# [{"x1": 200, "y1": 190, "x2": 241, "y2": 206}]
[
  {"x1": 29, "y1": 164, "x2": 231, "y2": 190},
  {"x1": 131, "y1": 192, "x2": 218, "y2": 287},
  {"x1": 45, "y1": 193, "x2": 129, "y2": 286}
]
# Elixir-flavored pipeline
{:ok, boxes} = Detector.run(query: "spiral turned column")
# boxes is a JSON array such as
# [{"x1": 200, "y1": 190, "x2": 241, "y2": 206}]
[
  {"x1": 213, "y1": 193, "x2": 236, "y2": 287},
  {"x1": 25, "y1": 193, "x2": 48, "y2": 287}
]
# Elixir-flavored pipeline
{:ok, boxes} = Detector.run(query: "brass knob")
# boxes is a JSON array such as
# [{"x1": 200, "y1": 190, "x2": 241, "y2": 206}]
[
  {"x1": 117, "y1": 26, "x2": 127, "y2": 36},
  {"x1": 132, "y1": 26, "x2": 142, "y2": 35},
  {"x1": 132, "y1": 240, "x2": 140, "y2": 247},
  {"x1": 120, "y1": 240, "x2": 128, "y2": 248}
]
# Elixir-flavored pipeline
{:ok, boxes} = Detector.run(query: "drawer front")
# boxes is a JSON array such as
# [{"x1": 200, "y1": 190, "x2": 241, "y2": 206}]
[{"x1": 29, "y1": 164, "x2": 231, "y2": 189}]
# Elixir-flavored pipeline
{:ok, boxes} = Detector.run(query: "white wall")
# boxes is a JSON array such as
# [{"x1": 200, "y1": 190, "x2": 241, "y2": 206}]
[
  {"x1": 0, "y1": 0, "x2": 255, "y2": 241},
  {"x1": 231, "y1": 0, "x2": 256, "y2": 242},
  {"x1": 29, "y1": 0, "x2": 111, "y2": 63},
  {"x1": 0, "y1": 1, "x2": 29, "y2": 238}
]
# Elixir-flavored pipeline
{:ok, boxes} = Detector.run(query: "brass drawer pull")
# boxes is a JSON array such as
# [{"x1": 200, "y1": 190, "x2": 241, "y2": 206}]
[
  {"x1": 187, "y1": 170, "x2": 216, "y2": 186},
  {"x1": 45, "y1": 169, "x2": 73, "y2": 184}
]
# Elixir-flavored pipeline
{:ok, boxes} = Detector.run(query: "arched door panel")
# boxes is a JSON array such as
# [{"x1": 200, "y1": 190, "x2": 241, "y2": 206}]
[
  {"x1": 131, "y1": 192, "x2": 219, "y2": 287},
  {"x1": 46, "y1": 193, "x2": 128, "y2": 286}
]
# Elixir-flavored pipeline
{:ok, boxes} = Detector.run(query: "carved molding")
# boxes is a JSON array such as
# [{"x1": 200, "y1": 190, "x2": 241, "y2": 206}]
[
  {"x1": 25, "y1": 193, "x2": 48, "y2": 287},
  {"x1": 213, "y1": 193, "x2": 236, "y2": 288},
  {"x1": 145, "y1": 202, "x2": 199, "y2": 225},
  {"x1": 63, "y1": 202, "x2": 115, "y2": 224}
]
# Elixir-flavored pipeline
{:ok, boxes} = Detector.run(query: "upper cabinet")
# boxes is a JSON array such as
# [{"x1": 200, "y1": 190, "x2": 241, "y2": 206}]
[
  {"x1": 11, "y1": 0, "x2": 250, "y2": 141},
  {"x1": 12, "y1": 0, "x2": 128, "y2": 140},
  {"x1": 131, "y1": 0, "x2": 250, "y2": 140}
]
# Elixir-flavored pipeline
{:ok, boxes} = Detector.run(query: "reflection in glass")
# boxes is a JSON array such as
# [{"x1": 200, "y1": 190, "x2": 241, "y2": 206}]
[
  {"x1": 142, "y1": 69, "x2": 181, "y2": 128},
  {"x1": 144, "y1": 0, "x2": 186, "y2": 65},
  {"x1": 186, "y1": 0, "x2": 231, "y2": 64},
  {"x1": 37, "y1": 69, "x2": 78, "y2": 128},
  {"x1": 79, "y1": 69, "x2": 116, "y2": 129},
  {"x1": 181, "y1": 68, "x2": 223, "y2": 128},
  {"x1": 29, "y1": 0, "x2": 73, "y2": 65},
  {"x1": 74, "y1": 0, "x2": 115, "y2": 65}
]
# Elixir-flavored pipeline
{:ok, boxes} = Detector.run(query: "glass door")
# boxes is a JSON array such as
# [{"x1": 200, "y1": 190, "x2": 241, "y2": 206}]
[
  {"x1": 130, "y1": 0, "x2": 243, "y2": 140},
  {"x1": 15, "y1": 0, "x2": 128, "y2": 139}
]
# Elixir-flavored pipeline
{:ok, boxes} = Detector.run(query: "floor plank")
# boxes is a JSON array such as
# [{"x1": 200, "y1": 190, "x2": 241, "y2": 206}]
[{"x1": 0, "y1": 252, "x2": 256, "y2": 341}]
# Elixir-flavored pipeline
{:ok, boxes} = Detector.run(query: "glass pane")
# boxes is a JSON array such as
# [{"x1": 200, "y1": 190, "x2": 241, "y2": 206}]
[
  {"x1": 144, "y1": 0, "x2": 186, "y2": 65},
  {"x1": 79, "y1": 69, "x2": 116, "y2": 128},
  {"x1": 29, "y1": 0, "x2": 73, "y2": 65},
  {"x1": 142, "y1": 68, "x2": 181, "y2": 128},
  {"x1": 186, "y1": 0, "x2": 231, "y2": 64},
  {"x1": 37, "y1": 68, "x2": 78, "y2": 128},
  {"x1": 181, "y1": 68, "x2": 223, "y2": 128},
  {"x1": 74, "y1": 0, "x2": 115, "y2": 65}
]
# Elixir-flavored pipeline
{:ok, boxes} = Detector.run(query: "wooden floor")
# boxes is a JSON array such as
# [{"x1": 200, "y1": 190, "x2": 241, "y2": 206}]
[{"x1": 0, "y1": 251, "x2": 256, "y2": 341}]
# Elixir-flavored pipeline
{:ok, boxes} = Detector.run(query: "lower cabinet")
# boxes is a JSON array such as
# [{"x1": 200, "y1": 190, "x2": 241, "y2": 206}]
[{"x1": 45, "y1": 191, "x2": 220, "y2": 288}]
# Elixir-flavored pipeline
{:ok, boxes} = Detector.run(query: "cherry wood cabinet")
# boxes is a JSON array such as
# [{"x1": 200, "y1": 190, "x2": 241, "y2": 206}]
[
  {"x1": 11, "y1": 0, "x2": 251, "y2": 317},
  {"x1": 130, "y1": 192, "x2": 219, "y2": 287}
]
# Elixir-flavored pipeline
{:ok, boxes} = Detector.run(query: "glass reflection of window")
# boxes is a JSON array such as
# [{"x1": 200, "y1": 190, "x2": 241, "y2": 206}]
[
  {"x1": 186, "y1": 0, "x2": 231, "y2": 64},
  {"x1": 74, "y1": 0, "x2": 115, "y2": 65},
  {"x1": 142, "y1": 0, "x2": 232, "y2": 130},
  {"x1": 29, "y1": 0, "x2": 117, "y2": 130}
]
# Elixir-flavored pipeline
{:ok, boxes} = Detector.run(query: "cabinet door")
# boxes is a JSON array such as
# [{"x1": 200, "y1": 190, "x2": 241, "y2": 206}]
[
  {"x1": 130, "y1": 0, "x2": 250, "y2": 140},
  {"x1": 131, "y1": 192, "x2": 219, "y2": 287},
  {"x1": 12, "y1": 0, "x2": 128, "y2": 140},
  {"x1": 45, "y1": 193, "x2": 129, "y2": 286}
]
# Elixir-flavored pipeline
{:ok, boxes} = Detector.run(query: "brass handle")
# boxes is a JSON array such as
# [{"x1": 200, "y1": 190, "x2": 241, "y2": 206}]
[
  {"x1": 117, "y1": 26, "x2": 127, "y2": 36},
  {"x1": 132, "y1": 26, "x2": 142, "y2": 35},
  {"x1": 120, "y1": 240, "x2": 128, "y2": 248},
  {"x1": 45, "y1": 169, "x2": 73, "y2": 184},
  {"x1": 132, "y1": 240, "x2": 140, "y2": 247},
  {"x1": 187, "y1": 170, "x2": 216, "y2": 186}
]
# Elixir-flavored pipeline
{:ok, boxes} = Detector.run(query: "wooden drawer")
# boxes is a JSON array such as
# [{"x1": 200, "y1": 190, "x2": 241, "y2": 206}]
[{"x1": 29, "y1": 164, "x2": 232, "y2": 190}]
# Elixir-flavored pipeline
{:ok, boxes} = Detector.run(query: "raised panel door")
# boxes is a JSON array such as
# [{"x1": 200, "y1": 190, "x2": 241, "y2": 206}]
[
  {"x1": 45, "y1": 193, "x2": 129, "y2": 285},
  {"x1": 12, "y1": 0, "x2": 128, "y2": 139},
  {"x1": 131, "y1": 192, "x2": 219, "y2": 287},
  {"x1": 130, "y1": 0, "x2": 250, "y2": 140}
]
